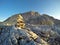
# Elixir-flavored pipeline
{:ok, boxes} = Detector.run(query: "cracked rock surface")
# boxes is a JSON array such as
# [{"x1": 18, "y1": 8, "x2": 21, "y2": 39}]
[
  {"x1": 0, "y1": 25, "x2": 60, "y2": 45},
  {"x1": 0, "y1": 26, "x2": 49, "y2": 45}
]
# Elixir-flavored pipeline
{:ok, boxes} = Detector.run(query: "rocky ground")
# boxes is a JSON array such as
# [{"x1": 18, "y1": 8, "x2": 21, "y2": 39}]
[{"x1": 0, "y1": 25, "x2": 60, "y2": 45}]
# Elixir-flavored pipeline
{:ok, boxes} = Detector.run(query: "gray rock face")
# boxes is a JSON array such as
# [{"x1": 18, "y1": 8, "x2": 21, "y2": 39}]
[
  {"x1": 0, "y1": 26, "x2": 49, "y2": 45},
  {"x1": 0, "y1": 25, "x2": 60, "y2": 45}
]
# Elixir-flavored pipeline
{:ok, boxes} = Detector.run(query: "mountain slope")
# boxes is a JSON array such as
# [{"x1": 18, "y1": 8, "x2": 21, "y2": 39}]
[
  {"x1": 0, "y1": 11, "x2": 60, "y2": 45},
  {"x1": 0, "y1": 11, "x2": 60, "y2": 26}
]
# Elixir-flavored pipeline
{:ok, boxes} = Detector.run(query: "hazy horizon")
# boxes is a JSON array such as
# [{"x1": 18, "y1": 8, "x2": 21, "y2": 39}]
[{"x1": 0, "y1": 0, "x2": 60, "y2": 21}]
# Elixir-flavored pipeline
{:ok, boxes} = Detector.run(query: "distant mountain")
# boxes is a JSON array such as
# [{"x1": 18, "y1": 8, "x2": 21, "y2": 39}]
[
  {"x1": 21, "y1": 11, "x2": 40, "y2": 21},
  {"x1": 0, "y1": 11, "x2": 60, "y2": 26},
  {"x1": 26, "y1": 14, "x2": 54, "y2": 25},
  {"x1": 3, "y1": 15, "x2": 18, "y2": 25}
]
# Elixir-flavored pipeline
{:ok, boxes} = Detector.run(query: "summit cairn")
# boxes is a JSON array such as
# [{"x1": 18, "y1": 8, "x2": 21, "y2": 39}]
[{"x1": 15, "y1": 15, "x2": 25, "y2": 29}]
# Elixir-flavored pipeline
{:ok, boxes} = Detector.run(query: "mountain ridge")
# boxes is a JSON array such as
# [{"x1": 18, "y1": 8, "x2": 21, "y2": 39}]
[{"x1": 0, "y1": 11, "x2": 60, "y2": 26}]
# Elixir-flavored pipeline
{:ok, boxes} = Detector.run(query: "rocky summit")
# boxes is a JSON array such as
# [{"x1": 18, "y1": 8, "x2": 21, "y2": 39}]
[{"x1": 0, "y1": 11, "x2": 60, "y2": 45}]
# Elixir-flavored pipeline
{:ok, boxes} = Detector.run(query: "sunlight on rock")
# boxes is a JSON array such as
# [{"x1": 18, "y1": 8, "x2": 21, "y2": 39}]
[{"x1": 15, "y1": 15, "x2": 25, "y2": 29}]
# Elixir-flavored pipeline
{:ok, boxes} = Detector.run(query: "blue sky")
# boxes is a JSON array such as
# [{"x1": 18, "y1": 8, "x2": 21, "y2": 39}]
[{"x1": 0, "y1": 0, "x2": 60, "y2": 21}]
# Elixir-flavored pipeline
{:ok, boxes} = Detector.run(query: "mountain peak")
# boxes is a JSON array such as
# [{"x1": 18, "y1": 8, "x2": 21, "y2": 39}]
[{"x1": 21, "y1": 11, "x2": 40, "y2": 16}]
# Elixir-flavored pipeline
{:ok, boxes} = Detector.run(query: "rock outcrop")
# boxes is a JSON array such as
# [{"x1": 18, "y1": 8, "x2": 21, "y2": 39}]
[
  {"x1": 0, "y1": 26, "x2": 49, "y2": 45},
  {"x1": 15, "y1": 15, "x2": 25, "y2": 29}
]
